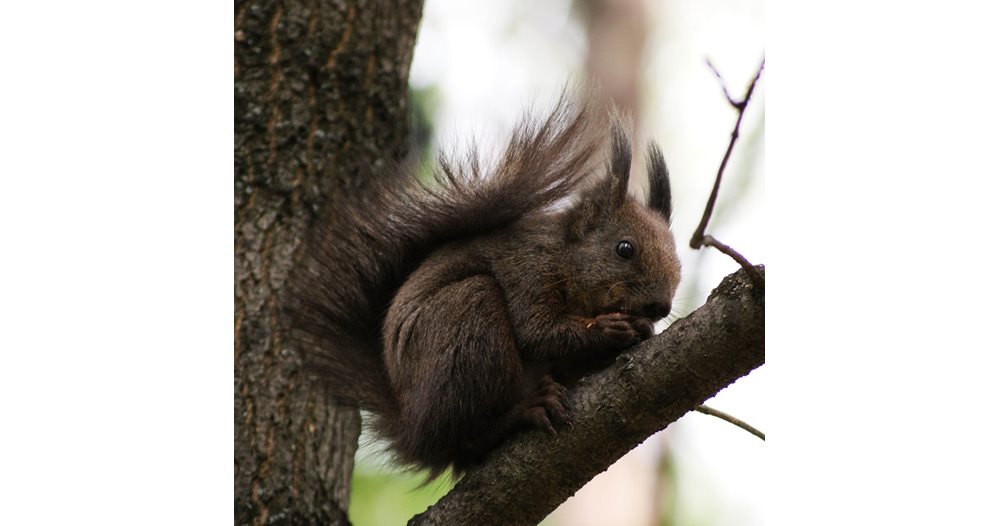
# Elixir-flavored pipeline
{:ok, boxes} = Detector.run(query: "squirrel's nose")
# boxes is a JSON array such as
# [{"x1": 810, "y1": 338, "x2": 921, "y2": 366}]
[{"x1": 641, "y1": 301, "x2": 671, "y2": 320}]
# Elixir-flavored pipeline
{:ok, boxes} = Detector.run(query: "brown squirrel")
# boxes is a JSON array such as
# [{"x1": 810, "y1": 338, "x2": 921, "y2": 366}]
[{"x1": 286, "y1": 94, "x2": 681, "y2": 477}]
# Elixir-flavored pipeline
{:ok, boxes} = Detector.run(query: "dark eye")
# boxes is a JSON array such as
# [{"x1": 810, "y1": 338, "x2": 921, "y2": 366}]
[{"x1": 615, "y1": 240, "x2": 634, "y2": 260}]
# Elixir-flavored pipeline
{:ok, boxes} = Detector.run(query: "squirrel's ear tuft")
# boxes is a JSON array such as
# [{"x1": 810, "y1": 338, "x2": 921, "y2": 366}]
[
  {"x1": 609, "y1": 121, "x2": 632, "y2": 210},
  {"x1": 566, "y1": 119, "x2": 634, "y2": 241},
  {"x1": 646, "y1": 142, "x2": 671, "y2": 222}
]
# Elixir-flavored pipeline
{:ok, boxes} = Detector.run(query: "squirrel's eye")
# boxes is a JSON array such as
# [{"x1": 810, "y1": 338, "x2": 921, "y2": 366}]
[{"x1": 615, "y1": 240, "x2": 634, "y2": 260}]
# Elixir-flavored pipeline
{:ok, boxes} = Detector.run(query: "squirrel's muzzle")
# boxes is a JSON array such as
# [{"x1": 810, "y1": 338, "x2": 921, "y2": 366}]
[{"x1": 641, "y1": 301, "x2": 672, "y2": 320}]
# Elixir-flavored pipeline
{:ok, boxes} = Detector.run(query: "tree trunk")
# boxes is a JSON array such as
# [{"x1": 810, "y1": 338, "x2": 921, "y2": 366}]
[{"x1": 234, "y1": 1, "x2": 423, "y2": 524}]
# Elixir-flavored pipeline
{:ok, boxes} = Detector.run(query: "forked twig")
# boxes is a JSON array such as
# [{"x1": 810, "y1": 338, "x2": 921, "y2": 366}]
[
  {"x1": 689, "y1": 58, "x2": 765, "y2": 287},
  {"x1": 704, "y1": 236, "x2": 763, "y2": 288},
  {"x1": 705, "y1": 61, "x2": 740, "y2": 108},
  {"x1": 695, "y1": 404, "x2": 765, "y2": 441}
]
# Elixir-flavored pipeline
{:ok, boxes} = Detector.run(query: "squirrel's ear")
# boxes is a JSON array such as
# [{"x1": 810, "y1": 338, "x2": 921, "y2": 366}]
[
  {"x1": 646, "y1": 142, "x2": 671, "y2": 222},
  {"x1": 608, "y1": 122, "x2": 631, "y2": 210},
  {"x1": 566, "y1": 121, "x2": 632, "y2": 241},
  {"x1": 566, "y1": 198, "x2": 599, "y2": 241}
]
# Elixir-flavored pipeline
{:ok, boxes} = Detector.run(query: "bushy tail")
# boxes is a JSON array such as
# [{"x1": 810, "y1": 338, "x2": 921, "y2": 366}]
[{"x1": 285, "y1": 90, "x2": 608, "y2": 418}]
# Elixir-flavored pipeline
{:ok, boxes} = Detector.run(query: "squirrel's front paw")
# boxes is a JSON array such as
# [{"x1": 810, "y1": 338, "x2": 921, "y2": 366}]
[{"x1": 590, "y1": 312, "x2": 654, "y2": 348}]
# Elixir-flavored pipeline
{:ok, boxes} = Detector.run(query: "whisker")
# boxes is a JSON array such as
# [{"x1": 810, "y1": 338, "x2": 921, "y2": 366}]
[{"x1": 542, "y1": 270, "x2": 604, "y2": 290}]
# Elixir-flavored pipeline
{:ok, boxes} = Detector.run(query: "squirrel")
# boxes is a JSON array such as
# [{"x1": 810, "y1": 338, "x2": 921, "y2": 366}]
[{"x1": 286, "y1": 93, "x2": 681, "y2": 477}]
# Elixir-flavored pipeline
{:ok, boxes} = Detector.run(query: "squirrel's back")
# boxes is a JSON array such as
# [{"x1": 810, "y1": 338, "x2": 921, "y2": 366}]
[{"x1": 285, "y1": 93, "x2": 609, "y2": 421}]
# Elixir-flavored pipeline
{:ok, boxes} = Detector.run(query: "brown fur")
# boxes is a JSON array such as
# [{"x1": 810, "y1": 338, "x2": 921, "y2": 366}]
[{"x1": 285, "y1": 93, "x2": 681, "y2": 477}]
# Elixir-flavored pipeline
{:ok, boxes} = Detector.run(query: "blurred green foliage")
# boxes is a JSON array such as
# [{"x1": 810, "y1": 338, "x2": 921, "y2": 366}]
[
  {"x1": 349, "y1": 465, "x2": 454, "y2": 526},
  {"x1": 408, "y1": 85, "x2": 441, "y2": 181}
]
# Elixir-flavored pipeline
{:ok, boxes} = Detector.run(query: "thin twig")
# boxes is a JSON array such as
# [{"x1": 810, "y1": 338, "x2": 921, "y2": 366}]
[
  {"x1": 703, "y1": 235, "x2": 763, "y2": 287},
  {"x1": 689, "y1": 58, "x2": 764, "y2": 250},
  {"x1": 695, "y1": 404, "x2": 765, "y2": 441},
  {"x1": 705, "y1": 60, "x2": 739, "y2": 108}
]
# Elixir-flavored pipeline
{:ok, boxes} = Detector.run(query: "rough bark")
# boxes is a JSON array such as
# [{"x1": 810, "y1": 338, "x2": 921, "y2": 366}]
[
  {"x1": 410, "y1": 266, "x2": 765, "y2": 526},
  {"x1": 234, "y1": 1, "x2": 423, "y2": 524}
]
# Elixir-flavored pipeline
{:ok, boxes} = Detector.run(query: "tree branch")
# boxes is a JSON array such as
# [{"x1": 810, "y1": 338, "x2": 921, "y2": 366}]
[
  {"x1": 695, "y1": 404, "x2": 765, "y2": 441},
  {"x1": 689, "y1": 59, "x2": 765, "y2": 287},
  {"x1": 410, "y1": 266, "x2": 765, "y2": 526},
  {"x1": 702, "y1": 235, "x2": 764, "y2": 288}
]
